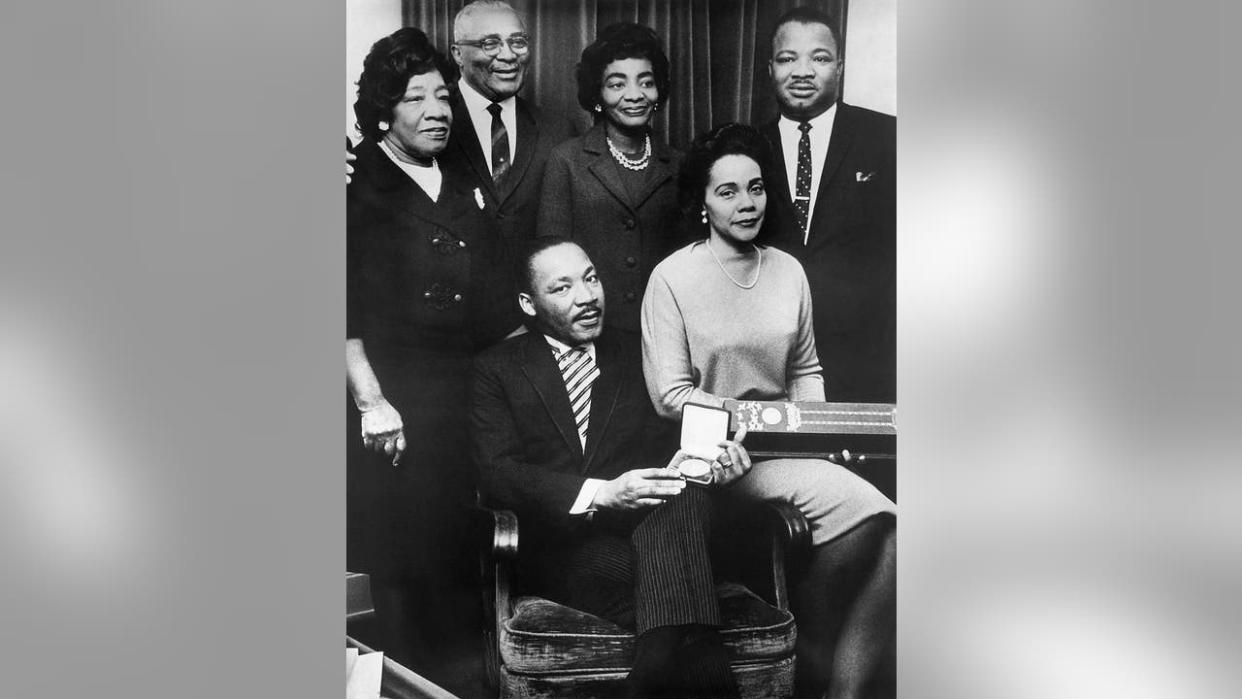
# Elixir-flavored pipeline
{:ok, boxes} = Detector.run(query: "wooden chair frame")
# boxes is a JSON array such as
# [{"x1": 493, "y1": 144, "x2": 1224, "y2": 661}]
[{"x1": 472, "y1": 499, "x2": 812, "y2": 692}]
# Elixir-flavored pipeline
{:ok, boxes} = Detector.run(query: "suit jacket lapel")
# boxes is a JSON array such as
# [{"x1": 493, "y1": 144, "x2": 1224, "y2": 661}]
[
  {"x1": 362, "y1": 139, "x2": 452, "y2": 231},
  {"x1": 497, "y1": 98, "x2": 538, "y2": 204},
  {"x1": 581, "y1": 335, "x2": 622, "y2": 473},
  {"x1": 520, "y1": 335, "x2": 583, "y2": 458},
  {"x1": 810, "y1": 104, "x2": 855, "y2": 231},
  {"x1": 448, "y1": 93, "x2": 499, "y2": 204},
  {"x1": 759, "y1": 119, "x2": 803, "y2": 251},
  {"x1": 584, "y1": 123, "x2": 634, "y2": 212},
  {"x1": 761, "y1": 119, "x2": 793, "y2": 208},
  {"x1": 631, "y1": 138, "x2": 677, "y2": 210}
]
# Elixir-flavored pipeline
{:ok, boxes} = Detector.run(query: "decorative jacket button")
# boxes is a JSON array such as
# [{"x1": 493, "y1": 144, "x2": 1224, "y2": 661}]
[
  {"x1": 458, "y1": 240, "x2": 466, "y2": 248},
  {"x1": 624, "y1": 256, "x2": 637, "y2": 268},
  {"x1": 423, "y1": 291, "x2": 432, "y2": 298},
  {"x1": 624, "y1": 291, "x2": 636, "y2": 302},
  {"x1": 623, "y1": 218, "x2": 635, "y2": 229},
  {"x1": 453, "y1": 293, "x2": 463, "y2": 302}
]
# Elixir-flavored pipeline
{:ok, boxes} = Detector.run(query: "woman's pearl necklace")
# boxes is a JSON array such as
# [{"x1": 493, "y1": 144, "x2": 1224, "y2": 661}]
[
  {"x1": 706, "y1": 240, "x2": 763, "y2": 290},
  {"x1": 607, "y1": 134, "x2": 652, "y2": 171}
]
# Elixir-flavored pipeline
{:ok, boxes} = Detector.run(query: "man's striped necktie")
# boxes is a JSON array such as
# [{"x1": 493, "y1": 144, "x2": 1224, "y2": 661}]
[
  {"x1": 486, "y1": 102, "x2": 511, "y2": 182},
  {"x1": 557, "y1": 346, "x2": 599, "y2": 448}
]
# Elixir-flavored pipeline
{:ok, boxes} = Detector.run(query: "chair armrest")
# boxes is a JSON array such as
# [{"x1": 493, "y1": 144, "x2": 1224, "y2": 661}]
[
  {"x1": 469, "y1": 505, "x2": 519, "y2": 609},
  {"x1": 712, "y1": 496, "x2": 811, "y2": 611},
  {"x1": 761, "y1": 501, "x2": 812, "y2": 611},
  {"x1": 470, "y1": 505, "x2": 519, "y2": 691},
  {"x1": 763, "y1": 501, "x2": 812, "y2": 565},
  {"x1": 474, "y1": 506, "x2": 519, "y2": 559}
]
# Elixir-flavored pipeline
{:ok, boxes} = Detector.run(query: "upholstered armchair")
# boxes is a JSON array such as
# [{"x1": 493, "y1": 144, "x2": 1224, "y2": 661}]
[{"x1": 473, "y1": 497, "x2": 812, "y2": 698}]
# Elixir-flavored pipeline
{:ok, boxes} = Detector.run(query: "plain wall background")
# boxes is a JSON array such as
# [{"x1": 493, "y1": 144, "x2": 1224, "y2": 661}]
[
  {"x1": 844, "y1": 0, "x2": 896, "y2": 114},
  {"x1": 347, "y1": 0, "x2": 402, "y2": 141}
]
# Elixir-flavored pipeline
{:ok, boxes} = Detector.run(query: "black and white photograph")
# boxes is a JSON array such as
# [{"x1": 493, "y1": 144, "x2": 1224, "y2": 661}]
[{"x1": 345, "y1": 2, "x2": 896, "y2": 696}]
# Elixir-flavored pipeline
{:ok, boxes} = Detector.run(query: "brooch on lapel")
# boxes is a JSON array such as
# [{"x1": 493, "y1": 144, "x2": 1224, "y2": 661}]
[
  {"x1": 473, "y1": 187, "x2": 486, "y2": 210},
  {"x1": 856, "y1": 171, "x2": 876, "y2": 182}
]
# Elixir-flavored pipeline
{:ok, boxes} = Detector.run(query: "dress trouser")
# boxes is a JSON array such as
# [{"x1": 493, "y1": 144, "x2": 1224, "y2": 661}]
[{"x1": 533, "y1": 487, "x2": 738, "y2": 697}]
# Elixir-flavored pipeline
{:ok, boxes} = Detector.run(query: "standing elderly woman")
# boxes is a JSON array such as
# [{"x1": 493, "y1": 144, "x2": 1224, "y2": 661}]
[
  {"x1": 642, "y1": 123, "x2": 896, "y2": 699},
  {"x1": 536, "y1": 23, "x2": 682, "y2": 333},
  {"x1": 347, "y1": 27, "x2": 518, "y2": 668}
]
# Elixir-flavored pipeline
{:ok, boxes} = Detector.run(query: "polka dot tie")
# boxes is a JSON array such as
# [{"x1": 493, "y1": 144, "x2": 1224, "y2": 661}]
[{"x1": 794, "y1": 121, "x2": 813, "y2": 239}]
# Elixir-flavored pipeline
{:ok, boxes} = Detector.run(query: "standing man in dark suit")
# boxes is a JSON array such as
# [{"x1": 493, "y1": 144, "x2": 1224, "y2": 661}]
[
  {"x1": 470, "y1": 239, "x2": 752, "y2": 697},
  {"x1": 444, "y1": 0, "x2": 575, "y2": 248},
  {"x1": 760, "y1": 7, "x2": 896, "y2": 403}
]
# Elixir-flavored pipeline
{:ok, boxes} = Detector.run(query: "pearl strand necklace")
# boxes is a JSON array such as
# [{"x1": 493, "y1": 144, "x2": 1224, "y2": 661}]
[
  {"x1": 706, "y1": 241, "x2": 763, "y2": 289},
  {"x1": 606, "y1": 134, "x2": 652, "y2": 171}
]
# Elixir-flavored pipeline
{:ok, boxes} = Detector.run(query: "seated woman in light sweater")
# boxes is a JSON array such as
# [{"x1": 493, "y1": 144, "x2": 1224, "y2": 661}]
[{"x1": 640, "y1": 123, "x2": 895, "y2": 699}]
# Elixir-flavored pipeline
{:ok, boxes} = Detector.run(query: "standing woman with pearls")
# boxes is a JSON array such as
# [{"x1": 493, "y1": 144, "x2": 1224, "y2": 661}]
[
  {"x1": 642, "y1": 123, "x2": 896, "y2": 699},
  {"x1": 536, "y1": 23, "x2": 683, "y2": 333}
]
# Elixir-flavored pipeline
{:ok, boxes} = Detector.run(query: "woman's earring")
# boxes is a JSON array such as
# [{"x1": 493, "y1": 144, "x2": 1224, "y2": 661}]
[
  {"x1": 652, "y1": 102, "x2": 661, "y2": 112},
  {"x1": 701, "y1": 209, "x2": 708, "y2": 225},
  {"x1": 593, "y1": 104, "x2": 602, "y2": 113},
  {"x1": 378, "y1": 121, "x2": 389, "y2": 132}
]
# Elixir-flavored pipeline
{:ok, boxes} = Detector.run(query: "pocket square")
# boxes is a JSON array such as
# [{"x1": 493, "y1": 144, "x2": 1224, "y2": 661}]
[
  {"x1": 856, "y1": 171, "x2": 875, "y2": 182},
  {"x1": 473, "y1": 187, "x2": 486, "y2": 210}
]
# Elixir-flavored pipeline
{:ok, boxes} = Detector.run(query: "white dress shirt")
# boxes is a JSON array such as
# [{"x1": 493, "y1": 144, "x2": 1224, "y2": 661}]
[
  {"x1": 378, "y1": 139, "x2": 442, "y2": 202},
  {"x1": 542, "y1": 334, "x2": 603, "y2": 515},
  {"x1": 777, "y1": 102, "x2": 837, "y2": 244},
  {"x1": 457, "y1": 79, "x2": 517, "y2": 176}
]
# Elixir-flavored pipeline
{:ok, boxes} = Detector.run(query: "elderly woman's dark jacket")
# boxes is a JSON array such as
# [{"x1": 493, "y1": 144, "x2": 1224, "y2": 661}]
[{"x1": 347, "y1": 137, "x2": 518, "y2": 580}]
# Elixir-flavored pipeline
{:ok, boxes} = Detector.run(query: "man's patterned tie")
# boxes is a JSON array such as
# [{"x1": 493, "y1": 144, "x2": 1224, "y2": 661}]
[
  {"x1": 794, "y1": 120, "x2": 813, "y2": 240},
  {"x1": 487, "y1": 102, "x2": 511, "y2": 183},
  {"x1": 557, "y1": 346, "x2": 599, "y2": 448}
]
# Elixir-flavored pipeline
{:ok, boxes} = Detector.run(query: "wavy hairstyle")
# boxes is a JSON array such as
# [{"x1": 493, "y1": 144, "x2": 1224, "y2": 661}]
[
  {"x1": 575, "y1": 23, "x2": 670, "y2": 117},
  {"x1": 676, "y1": 123, "x2": 773, "y2": 233},
  {"x1": 353, "y1": 27, "x2": 458, "y2": 142}
]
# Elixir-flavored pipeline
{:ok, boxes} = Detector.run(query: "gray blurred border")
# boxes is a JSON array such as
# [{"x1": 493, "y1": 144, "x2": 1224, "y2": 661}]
[{"x1": 0, "y1": 0, "x2": 342, "y2": 696}]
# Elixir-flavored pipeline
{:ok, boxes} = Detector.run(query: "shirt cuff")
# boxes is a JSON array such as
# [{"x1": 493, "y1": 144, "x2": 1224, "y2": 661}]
[{"x1": 569, "y1": 479, "x2": 605, "y2": 515}]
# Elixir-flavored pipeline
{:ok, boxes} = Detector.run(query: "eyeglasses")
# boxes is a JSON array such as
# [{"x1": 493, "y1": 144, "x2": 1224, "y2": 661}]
[{"x1": 455, "y1": 35, "x2": 531, "y2": 56}]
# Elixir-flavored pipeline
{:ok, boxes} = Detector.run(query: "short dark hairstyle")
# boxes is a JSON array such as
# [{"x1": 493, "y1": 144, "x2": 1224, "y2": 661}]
[
  {"x1": 767, "y1": 6, "x2": 841, "y2": 59},
  {"x1": 354, "y1": 28, "x2": 458, "y2": 142},
  {"x1": 677, "y1": 123, "x2": 773, "y2": 232},
  {"x1": 575, "y1": 23, "x2": 671, "y2": 116},
  {"x1": 515, "y1": 237, "x2": 580, "y2": 294}
]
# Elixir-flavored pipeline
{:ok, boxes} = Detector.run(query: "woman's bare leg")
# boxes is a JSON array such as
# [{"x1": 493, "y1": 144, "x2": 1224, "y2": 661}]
[
  {"x1": 826, "y1": 520, "x2": 895, "y2": 699},
  {"x1": 793, "y1": 516, "x2": 896, "y2": 698}
]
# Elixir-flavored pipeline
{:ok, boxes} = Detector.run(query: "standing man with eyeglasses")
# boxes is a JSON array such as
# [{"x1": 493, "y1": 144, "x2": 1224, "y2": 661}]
[{"x1": 444, "y1": 0, "x2": 575, "y2": 254}]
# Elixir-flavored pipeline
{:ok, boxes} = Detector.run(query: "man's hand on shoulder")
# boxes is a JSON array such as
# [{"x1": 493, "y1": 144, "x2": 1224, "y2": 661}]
[{"x1": 592, "y1": 467, "x2": 685, "y2": 511}]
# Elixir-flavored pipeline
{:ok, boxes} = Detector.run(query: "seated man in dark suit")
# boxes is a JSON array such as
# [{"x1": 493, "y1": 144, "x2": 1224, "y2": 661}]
[{"x1": 470, "y1": 239, "x2": 752, "y2": 697}]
